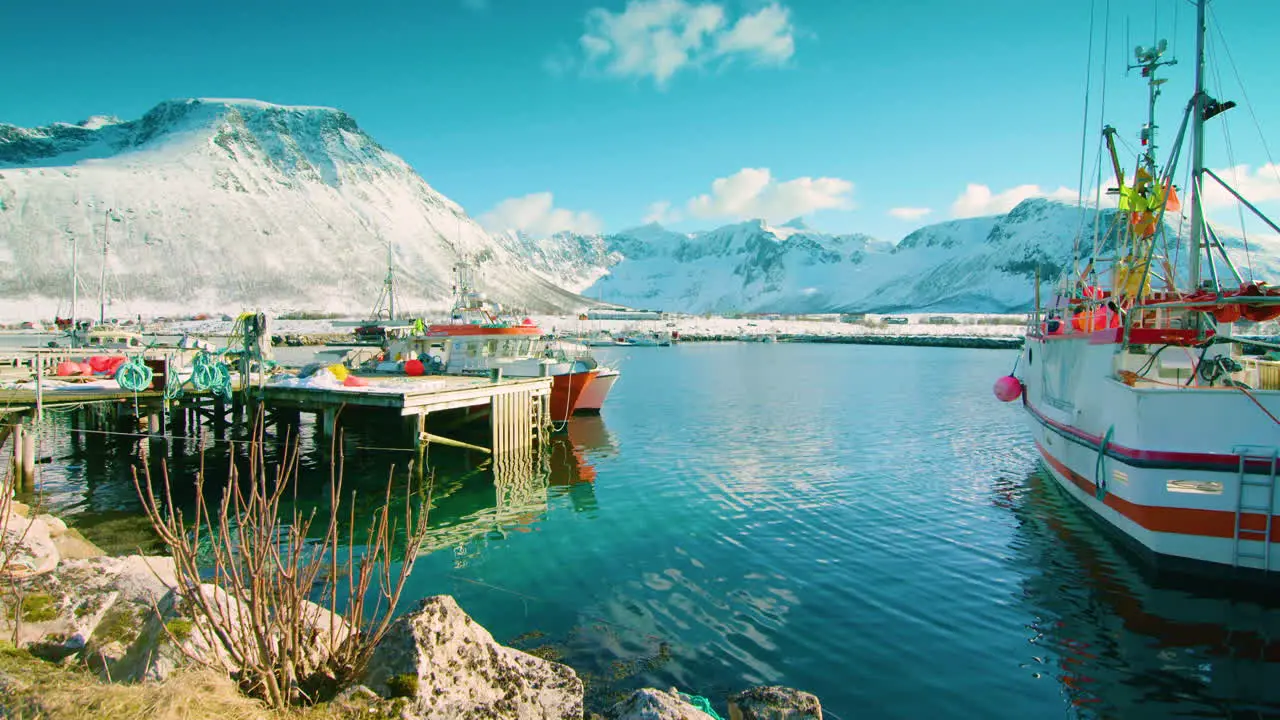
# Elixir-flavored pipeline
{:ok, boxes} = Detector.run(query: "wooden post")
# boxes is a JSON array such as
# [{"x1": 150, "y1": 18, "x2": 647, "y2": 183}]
[
  {"x1": 320, "y1": 408, "x2": 336, "y2": 441},
  {"x1": 214, "y1": 397, "x2": 227, "y2": 437},
  {"x1": 21, "y1": 422, "x2": 36, "y2": 491},
  {"x1": 11, "y1": 423, "x2": 24, "y2": 491},
  {"x1": 34, "y1": 354, "x2": 43, "y2": 425}
]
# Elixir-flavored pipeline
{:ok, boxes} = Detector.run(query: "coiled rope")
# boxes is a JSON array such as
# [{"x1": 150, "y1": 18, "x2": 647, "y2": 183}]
[
  {"x1": 190, "y1": 351, "x2": 233, "y2": 401},
  {"x1": 114, "y1": 357, "x2": 153, "y2": 393}
]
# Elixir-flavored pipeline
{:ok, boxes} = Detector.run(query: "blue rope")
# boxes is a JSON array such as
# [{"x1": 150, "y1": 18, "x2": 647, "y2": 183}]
[
  {"x1": 677, "y1": 692, "x2": 724, "y2": 720},
  {"x1": 115, "y1": 358, "x2": 153, "y2": 393},
  {"x1": 190, "y1": 351, "x2": 233, "y2": 401}
]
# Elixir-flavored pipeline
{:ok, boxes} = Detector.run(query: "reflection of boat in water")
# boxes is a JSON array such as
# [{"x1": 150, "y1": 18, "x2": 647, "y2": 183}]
[
  {"x1": 1008, "y1": 467, "x2": 1280, "y2": 717},
  {"x1": 546, "y1": 416, "x2": 617, "y2": 486}
]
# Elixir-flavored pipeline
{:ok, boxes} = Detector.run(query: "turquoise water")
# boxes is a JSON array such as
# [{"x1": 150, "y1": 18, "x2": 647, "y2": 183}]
[{"x1": 13, "y1": 342, "x2": 1280, "y2": 718}]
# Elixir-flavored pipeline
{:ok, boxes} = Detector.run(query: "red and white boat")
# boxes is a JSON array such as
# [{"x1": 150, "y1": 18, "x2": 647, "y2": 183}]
[
  {"x1": 383, "y1": 265, "x2": 608, "y2": 422},
  {"x1": 1001, "y1": 3, "x2": 1280, "y2": 580},
  {"x1": 572, "y1": 365, "x2": 619, "y2": 414}
]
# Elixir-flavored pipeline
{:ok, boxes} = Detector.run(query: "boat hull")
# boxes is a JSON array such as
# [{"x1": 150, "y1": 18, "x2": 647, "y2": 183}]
[
  {"x1": 549, "y1": 370, "x2": 597, "y2": 423},
  {"x1": 1019, "y1": 332, "x2": 1280, "y2": 576},
  {"x1": 573, "y1": 369, "x2": 619, "y2": 415}
]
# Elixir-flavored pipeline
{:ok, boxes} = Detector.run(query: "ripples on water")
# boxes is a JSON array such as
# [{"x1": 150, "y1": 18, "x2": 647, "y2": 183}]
[{"x1": 11, "y1": 342, "x2": 1280, "y2": 718}]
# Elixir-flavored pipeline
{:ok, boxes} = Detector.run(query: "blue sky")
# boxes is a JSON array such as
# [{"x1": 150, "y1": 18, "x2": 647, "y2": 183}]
[{"x1": 3, "y1": 0, "x2": 1279, "y2": 242}]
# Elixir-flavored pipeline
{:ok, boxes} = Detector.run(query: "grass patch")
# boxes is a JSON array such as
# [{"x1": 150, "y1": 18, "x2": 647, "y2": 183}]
[
  {"x1": 384, "y1": 673, "x2": 418, "y2": 699},
  {"x1": 17, "y1": 593, "x2": 59, "y2": 623},
  {"x1": 0, "y1": 642, "x2": 398, "y2": 720},
  {"x1": 164, "y1": 618, "x2": 193, "y2": 642}
]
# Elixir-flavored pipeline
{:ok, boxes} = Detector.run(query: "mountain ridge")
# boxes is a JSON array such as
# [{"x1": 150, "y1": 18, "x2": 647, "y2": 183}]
[{"x1": 0, "y1": 98, "x2": 591, "y2": 320}]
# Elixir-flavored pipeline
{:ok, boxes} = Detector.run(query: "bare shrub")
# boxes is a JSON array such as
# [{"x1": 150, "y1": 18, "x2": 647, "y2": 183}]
[{"x1": 132, "y1": 421, "x2": 432, "y2": 708}]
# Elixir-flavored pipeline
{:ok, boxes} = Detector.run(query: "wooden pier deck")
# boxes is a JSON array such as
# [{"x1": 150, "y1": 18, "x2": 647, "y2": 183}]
[{"x1": 3, "y1": 343, "x2": 555, "y2": 489}]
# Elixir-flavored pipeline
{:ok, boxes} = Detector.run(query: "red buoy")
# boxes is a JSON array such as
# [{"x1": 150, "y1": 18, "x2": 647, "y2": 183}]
[
  {"x1": 404, "y1": 359, "x2": 426, "y2": 376},
  {"x1": 993, "y1": 375, "x2": 1023, "y2": 402}
]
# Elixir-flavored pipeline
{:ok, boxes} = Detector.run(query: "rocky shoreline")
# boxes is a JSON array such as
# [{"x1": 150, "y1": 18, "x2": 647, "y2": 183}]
[{"x1": 0, "y1": 503, "x2": 824, "y2": 719}]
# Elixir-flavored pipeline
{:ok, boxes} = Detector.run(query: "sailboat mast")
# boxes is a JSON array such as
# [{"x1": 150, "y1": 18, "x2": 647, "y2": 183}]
[
  {"x1": 386, "y1": 239, "x2": 395, "y2": 322},
  {"x1": 99, "y1": 208, "x2": 111, "y2": 324},
  {"x1": 70, "y1": 233, "x2": 78, "y2": 323},
  {"x1": 1187, "y1": 0, "x2": 1207, "y2": 291}
]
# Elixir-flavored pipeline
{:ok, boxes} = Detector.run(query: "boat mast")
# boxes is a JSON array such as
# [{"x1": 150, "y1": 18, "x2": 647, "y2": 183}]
[
  {"x1": 98, "y1": 208, "x2": 111, "y2": 325},
  {"x1": 70, "y1": 232, "x2": 78, "y2": 323},
  {"x1": 1187, "y1": 0, "x2": 1208, "y2": 292},
  {"x1": 385, "y1": 238, "x2": 396, "y2": 322}
]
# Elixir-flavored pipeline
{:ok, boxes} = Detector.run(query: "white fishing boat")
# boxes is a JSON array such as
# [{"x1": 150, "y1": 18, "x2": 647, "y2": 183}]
[
  {"x1": 379, "y1": 262, "x2": 618, "y2": 421},
  {"x1": 1000, "y1": 0, "x2": 1280, "y2": 579}
]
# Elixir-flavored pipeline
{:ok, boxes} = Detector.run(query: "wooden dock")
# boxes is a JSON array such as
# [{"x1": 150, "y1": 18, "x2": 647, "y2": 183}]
[
  {"x1": 260, "y1": 373, "x2": 553, "y2": 453},
  {"x1": 2, "y1": 346, "x2": 555, "y2": 490}
]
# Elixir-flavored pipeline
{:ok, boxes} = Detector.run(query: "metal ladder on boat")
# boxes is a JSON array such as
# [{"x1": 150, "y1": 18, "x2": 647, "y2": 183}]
[{"x1": 1232, "y1": 445, "x2": 1279, "y2": 571}]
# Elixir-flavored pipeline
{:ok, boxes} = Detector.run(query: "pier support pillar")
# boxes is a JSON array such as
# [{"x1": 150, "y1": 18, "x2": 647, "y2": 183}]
[
  {"x1": 319, "y1": 408, "x2": 337, "y2": 443},
  {"x1": 20, "y1": 423, "x2": 35, "y2": 492},
  {"x1": 10, "y1": 423, "x2": 24, "y2": 491}
]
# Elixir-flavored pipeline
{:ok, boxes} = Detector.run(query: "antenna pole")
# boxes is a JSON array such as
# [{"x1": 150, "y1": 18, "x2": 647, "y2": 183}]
[{"x1": 1187, "y1": 0, "x2": 1207, "y2": 291}]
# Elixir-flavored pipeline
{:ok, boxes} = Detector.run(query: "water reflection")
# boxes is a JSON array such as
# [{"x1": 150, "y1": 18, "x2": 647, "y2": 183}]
[
  {"x1": 1010, "y1": 468, "x2": 1280, "y2": 718},
  {"x1": 16, "y1": 411, "x2": 614, "y2": 563}
]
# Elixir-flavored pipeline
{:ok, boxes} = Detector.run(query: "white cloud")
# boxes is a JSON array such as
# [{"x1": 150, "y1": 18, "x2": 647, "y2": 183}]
[
  {"x1": 1202, "y1": 163, "x2": 1280, "y2": 209},
  {"x1": 577, "y1": 0, "x2": 796, "y2": 86},
  {"x1": 685, "y1": 167, "x2": 854, "y2": 222},
  {"x1": 950, "y1": 183, "x2": 1078, "y2": 218},
  {"x1": 714, "y1": 3, "x2": 794, "y2": 61},
  {"x1": 888, "y1": 207, "x2": 931, "y2": 221},
  {"x1": 478, "y1": 193, "x2": 603, "y2": 236},
  {"x1": 643, "y1": 200, "x2": 682, "y2": 224}
]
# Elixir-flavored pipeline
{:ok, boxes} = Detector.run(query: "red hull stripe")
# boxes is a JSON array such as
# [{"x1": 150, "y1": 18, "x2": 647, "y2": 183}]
[
  {"x1": 1022, "y1": 396, "x2": 1276, "y2": 475},
  {"x1": 549, "y1": 371, "x2": 597, "y2": 423},
  {"x1": 1035, "y1": 441, "x2": 1276, "y2": 541}
]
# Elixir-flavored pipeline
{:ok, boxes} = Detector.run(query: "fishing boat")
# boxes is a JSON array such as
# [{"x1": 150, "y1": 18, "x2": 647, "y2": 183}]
[
  {"x1": 572, "y1": 365, "x2": 620, "y2": 414},
  {"x1": 382, "y1": 262, "x2": 604, "y2": 422},
  {"x1": 1000, "y1": 0, "x2": 1280, "y2": 579}
]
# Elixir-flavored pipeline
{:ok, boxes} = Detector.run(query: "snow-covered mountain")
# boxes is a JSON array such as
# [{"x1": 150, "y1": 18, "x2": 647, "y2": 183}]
[
  {"x1": 574, "y1": 199, "x2": 1280, "y2": 314},
  {"x1": 0, "y1": 98, "x2": 589, "y2": 320}
]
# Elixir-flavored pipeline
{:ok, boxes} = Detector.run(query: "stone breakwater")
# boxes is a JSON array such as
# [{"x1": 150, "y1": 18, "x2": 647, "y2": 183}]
[
  {"x1": 0, "y1": 503, "x2": 824, "y2": 719},
  {"x1": 677, "y1": 333, "x2": 1023, "y2": 349}
]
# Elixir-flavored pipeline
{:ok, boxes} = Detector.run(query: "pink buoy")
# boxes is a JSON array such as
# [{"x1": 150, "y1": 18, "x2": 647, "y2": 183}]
[
  {"x1": 88, "y1": 355, "x2": 111, "y2": 373},
  {"x1": 404, "y1": 359, "x2": 425, "y2": 376},
  {"x1": 55, "y1": 361, "x2": 78, "y2": 376},
  {"x1": 993, "y1": 375, "x2": 1023, "y2": 402},
  {"x1": 343, "y1": 375, "x2": 369, "y2": 387}
]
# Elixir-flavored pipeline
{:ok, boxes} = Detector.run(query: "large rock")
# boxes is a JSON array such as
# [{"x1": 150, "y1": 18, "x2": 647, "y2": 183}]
[
  {"x1": 727, "y1": 686, "x2": 822, "y2": 720},
  {"x1": 0, "y1": 554, "x2": 176, "y2": 659},
  {"x1": 605, "y1": 688, "x2": 714, "y2": 720},
  {"x1": 362, "y1": 595, "x2": 583, "y2": 720},
  {"x1": 0, "y1": 513, "x2": 60, "y2": 579},
  {"x1": 112, "y1": 583, "x2": 352, "y2": 687}
]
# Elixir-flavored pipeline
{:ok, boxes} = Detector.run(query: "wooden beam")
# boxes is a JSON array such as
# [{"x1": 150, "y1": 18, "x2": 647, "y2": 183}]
[{"x1": 421, "y1": 431, "x2": 490, "y2": 454}]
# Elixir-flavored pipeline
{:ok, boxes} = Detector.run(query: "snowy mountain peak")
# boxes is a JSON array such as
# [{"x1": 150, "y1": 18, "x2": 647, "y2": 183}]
[
  {"x1": 779, "y1": 216, "x2": 810, "y2": 230},
  {"x1": 0, "y1": 98, "x2": 587, "y2": 318}
]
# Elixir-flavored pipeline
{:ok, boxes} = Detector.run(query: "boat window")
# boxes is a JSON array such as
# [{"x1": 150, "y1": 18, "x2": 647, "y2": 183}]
[{"x1": 1166, "y1": 479, "x2": 1223, "y2": 495}]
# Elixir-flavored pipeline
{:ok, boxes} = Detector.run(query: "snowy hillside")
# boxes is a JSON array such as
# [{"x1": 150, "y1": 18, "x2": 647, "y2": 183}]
[
  {"x1": 0, "y1": 98, "x2": 588, "y2": 320},
  {"x1": 576, "y1": 199, "x2": 1280, "y2": 314}
]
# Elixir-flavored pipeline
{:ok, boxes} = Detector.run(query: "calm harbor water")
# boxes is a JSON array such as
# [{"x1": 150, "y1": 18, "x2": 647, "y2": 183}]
[{"x1": 9, "y1": 341, "x2": 1280, "y2": 719}]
